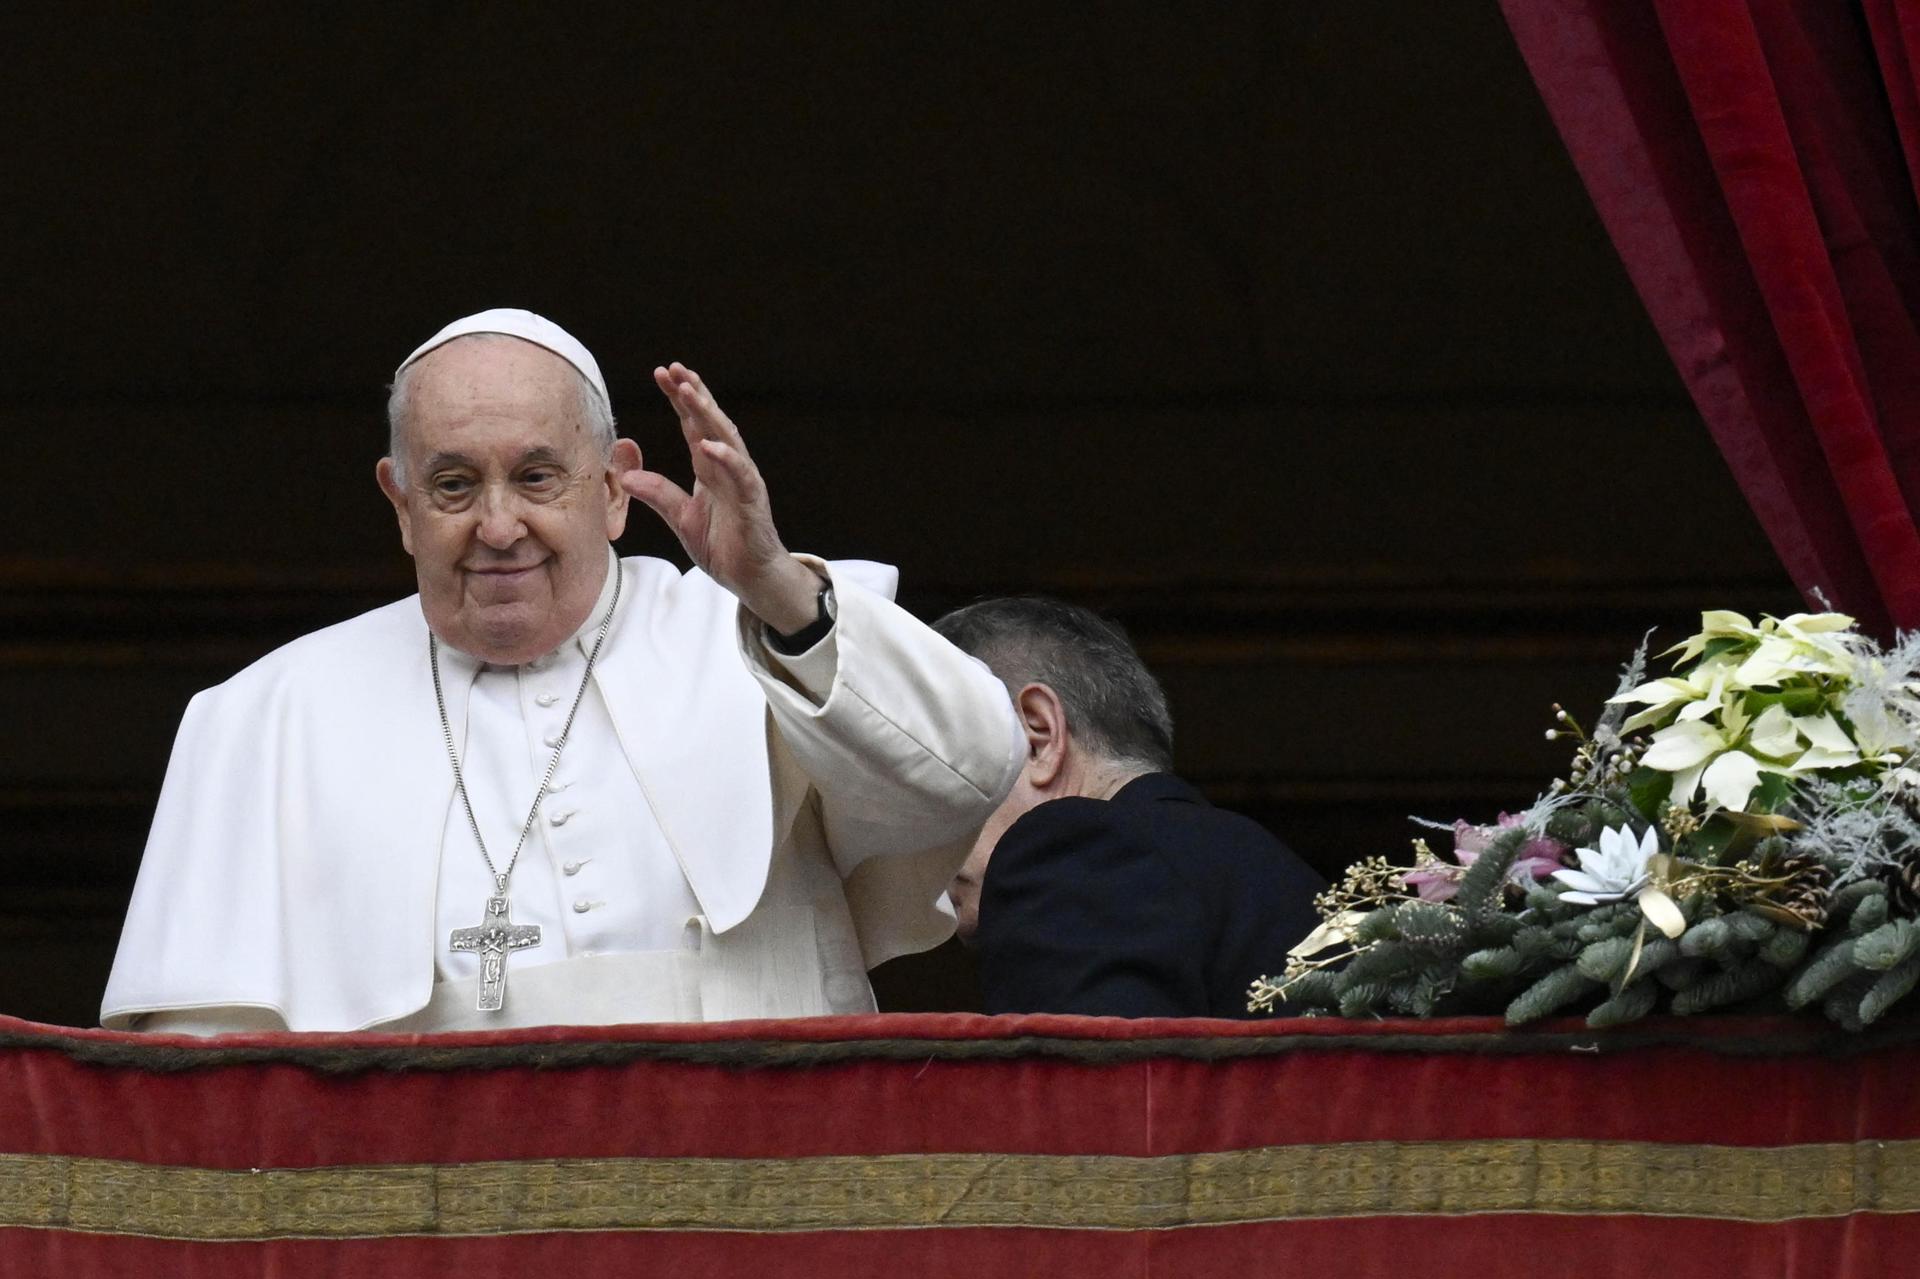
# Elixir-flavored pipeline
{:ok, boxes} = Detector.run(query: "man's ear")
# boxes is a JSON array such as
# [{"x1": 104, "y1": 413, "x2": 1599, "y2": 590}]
[
  {"x1": 374, "y1": 458, "x2": 415, "y2": 556},
  {"x1": 605, "y1": 438, "x2": 642, "y2": 540},
  {"x1": 1014, "y1": 682, "x2": 1070, "y2": 789}
]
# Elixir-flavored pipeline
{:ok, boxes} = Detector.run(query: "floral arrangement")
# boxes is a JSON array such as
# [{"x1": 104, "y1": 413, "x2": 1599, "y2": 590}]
[{"x1": 1249, "y1": 610, "x2": 1920, "y2": 1031}]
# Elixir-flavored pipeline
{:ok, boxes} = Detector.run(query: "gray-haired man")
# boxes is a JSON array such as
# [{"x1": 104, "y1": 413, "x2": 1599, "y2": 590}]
[{"x1": 936, "y1": 597, "x2": 1324, "y2": 1018}]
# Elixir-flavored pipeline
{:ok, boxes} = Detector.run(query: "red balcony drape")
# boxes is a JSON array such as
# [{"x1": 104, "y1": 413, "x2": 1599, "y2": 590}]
[
  {"x1": 2, "y1": 1012, "x2": 1919, "y2": 1275},
  {"x1": 1501, "y1": 0, "x2": 1920, "y2": 638}
]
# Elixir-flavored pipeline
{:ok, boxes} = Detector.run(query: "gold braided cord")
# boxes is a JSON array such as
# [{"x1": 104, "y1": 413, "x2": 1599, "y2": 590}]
[{"x1": 3, "y1": 1138, "x2": 1918, "y2": 1240}]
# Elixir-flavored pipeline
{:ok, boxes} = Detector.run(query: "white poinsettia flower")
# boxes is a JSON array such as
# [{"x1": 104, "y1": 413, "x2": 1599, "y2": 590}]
[
  {"x1": 1614, "y1": 610, "x2": 1872, "y2": 812},
  {"x1": 1662, "y1": 610, "x2": 1759, "y2": 665},
  {"x1": 1699, "y1": 749, "x2": 1764, "y2": 812},
  {"x1": 1610, "y1": 663, "x2": 1734, "y2": 733},
  {"x1": 1731, "y1": 636, "x2": 1800, "y2": 688},
  {"x1": 1641, "y1": 697, "x2": 1773, "y2": 812},
  {"x1": 1649, "y1": 609, "x2": 1859, "y2": 703},
  {"x1": 1745, "y1": 703, "x2": 1802, "y2": 758},
  {"x1": 1642, "y1": 718, "x2": 1724, "y2": 771},
  {"x1": 1776, "y1": 613, "x2": 1860, "y2": 656},
  {"x1": 1777, "y1": 612, "x2": 1856, "y2": 634},
  {"x1": 1775, "y1": 713, "x2": 1862, "y2": 775},
  {"x1": 1643, "y1": 722, "x2": 1731, "y2": 811},
  {"x1": 1552, "y1": 825, "x2": 1661, "y2": 905},
  {"x1": 1671, "y1": 748, "x2": 1773, "y2": 813},
  {"x1": 1675, "y1": 668, "x2": 1729, "y2": 722},
  {"x1": 1607, "y1": 674, "x2": 1699, "y2": 711},
  {"x1": 1731, "y1": 620, "x2": 1857, "y2": 686},
  {"x1": 1784, "y1": 746, "x2": 1862, "y2": 774},
  {"x1": 1795, "y1": 712, "x2": 1857, "y2": 753}
]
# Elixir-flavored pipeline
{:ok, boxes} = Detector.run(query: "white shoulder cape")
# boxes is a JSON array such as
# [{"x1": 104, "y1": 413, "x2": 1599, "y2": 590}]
[{"x1": 101, "y1": 555, "x2": 1013, "y2": 1030}]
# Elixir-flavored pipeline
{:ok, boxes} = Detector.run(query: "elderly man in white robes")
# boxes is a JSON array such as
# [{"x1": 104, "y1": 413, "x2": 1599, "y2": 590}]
[{"x1": 101, "y1": 309, "x2": 1021, "y2": 1033}]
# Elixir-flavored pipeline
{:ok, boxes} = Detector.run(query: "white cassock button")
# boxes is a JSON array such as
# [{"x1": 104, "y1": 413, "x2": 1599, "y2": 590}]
[
  {"x1": 562, "y1": 860, "x2": 581, "y2": 875},
  {"x1": 543, "y1": 733, "x2": 562, "y2": 748},
  {"x1": 535, "y1": 693, "x2": 558, "y2": 707},
  {"x1": 550, "y1": 810, "x2": 573, "y2": 827},
  {"x1": 546, "y1": 779, "x2": 570, "y2": 794},
  {"x1": 572, "y1": 899, "x2": 595, "y2": 913}
]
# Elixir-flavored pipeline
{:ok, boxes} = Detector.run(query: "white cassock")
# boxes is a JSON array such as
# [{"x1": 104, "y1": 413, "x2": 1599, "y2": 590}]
[{"x1": 100, "y1": 552, "x2": 1022, "y2": 1033}]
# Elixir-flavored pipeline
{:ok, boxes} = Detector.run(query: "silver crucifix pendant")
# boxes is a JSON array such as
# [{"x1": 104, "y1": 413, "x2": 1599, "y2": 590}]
[{"x1": 448, "y1": 894, "x2": 542, "y2": 1012}]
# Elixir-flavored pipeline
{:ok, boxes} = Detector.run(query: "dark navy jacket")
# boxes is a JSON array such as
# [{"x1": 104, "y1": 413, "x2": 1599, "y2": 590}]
[{"x1": 974, "y1": 772, "x2": 1325, "y2": 1018}]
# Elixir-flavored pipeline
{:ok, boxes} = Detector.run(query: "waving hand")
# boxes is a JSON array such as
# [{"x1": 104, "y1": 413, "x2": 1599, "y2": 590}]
[{"x1": 621, "y1": 363, "x2": 821, "y2": 634}]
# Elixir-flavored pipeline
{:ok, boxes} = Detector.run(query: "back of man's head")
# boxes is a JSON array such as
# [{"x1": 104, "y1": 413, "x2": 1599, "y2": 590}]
[{"x1": 934, "y1": 596, "x2": 1174, "y2": 773}]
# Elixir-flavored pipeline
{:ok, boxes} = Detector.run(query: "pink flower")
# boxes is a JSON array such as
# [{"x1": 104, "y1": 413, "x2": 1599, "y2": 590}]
[
  {"x1": 1400, "y1": 817, "x2": 1571, "y2": 902},
  {"x1": 1402, "y1": 862, "x2": 1465, "y2": 902},
  {"x1": 1515, "y1": 837, "x2": 1571, "y2": 882},
  {"x1": 1451, "y1": 818, "x2": 1497, "y2": 856}
]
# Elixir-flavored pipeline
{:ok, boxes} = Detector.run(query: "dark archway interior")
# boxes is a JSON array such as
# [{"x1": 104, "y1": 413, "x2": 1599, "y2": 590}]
[{"x1": 2, "y1": 5, "x2": 1793, "y2": 1024}]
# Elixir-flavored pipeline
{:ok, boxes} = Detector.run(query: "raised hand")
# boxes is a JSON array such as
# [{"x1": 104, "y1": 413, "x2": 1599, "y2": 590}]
[{"x1": 622, "y1": 363, "x2": 822, "y2": 634}]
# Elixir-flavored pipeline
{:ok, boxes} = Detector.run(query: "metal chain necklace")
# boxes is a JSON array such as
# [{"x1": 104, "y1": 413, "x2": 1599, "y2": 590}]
[{"x1": 430, "y1": 565, "x2": 623, "y2": 1012}]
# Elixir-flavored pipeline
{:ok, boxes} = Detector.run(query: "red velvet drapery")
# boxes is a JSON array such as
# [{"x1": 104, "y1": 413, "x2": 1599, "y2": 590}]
[
  {"x1": 3, "y1": 1012, "x2": 1919, "y2": 1275},
  {"x1": 1501, "y1": 0, "x2": 1920, "y2": 638}
]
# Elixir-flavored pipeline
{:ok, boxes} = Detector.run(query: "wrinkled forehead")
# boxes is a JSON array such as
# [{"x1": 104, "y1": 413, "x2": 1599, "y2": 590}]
[{"x1": 398, "y1": 336, "x2": 596, "y2": 451}]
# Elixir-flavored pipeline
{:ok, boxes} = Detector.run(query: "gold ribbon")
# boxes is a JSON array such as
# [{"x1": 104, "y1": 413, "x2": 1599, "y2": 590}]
[
  {"x1": 1618, "y1": 855, "x2": 1687, "y2": 989},
  {"x1": 1637, "y1": 853, "x2": 1687, "y2": 940}
]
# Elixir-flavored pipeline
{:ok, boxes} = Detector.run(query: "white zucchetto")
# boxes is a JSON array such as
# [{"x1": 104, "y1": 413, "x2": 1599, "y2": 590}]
[{"x1": 396, "y1": 308, "x2": 610, "y2": 407}]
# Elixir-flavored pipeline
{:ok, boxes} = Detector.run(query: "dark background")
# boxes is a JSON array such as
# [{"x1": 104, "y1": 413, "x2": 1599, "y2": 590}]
[{"x1": 1, "y1": 5, "x2": 1795, "y2": 1026}]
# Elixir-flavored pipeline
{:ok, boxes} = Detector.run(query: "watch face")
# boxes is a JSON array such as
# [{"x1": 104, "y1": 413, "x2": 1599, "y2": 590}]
[{"x1": 821, "y1": 585, "x2": 837, "y2": 620}]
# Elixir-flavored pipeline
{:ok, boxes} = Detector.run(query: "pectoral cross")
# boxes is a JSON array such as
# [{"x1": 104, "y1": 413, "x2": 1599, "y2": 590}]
[{"x1": 449, "y1": 894, "x2": 541, "y2": 1012}]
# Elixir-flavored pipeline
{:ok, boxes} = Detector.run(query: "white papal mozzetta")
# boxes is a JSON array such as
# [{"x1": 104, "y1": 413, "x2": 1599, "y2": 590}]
[{"x1": 103, "y1": 310, "x2": 1021, "y2": 1033}]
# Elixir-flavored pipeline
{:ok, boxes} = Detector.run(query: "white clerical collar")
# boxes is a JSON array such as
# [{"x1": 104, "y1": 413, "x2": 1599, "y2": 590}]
[{"x1": 434, "y1": 545, "x2": 622, "y2": 679}]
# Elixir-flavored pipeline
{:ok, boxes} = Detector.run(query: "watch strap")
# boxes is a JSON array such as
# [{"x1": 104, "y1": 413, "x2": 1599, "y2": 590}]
[{"x1": 767, "y1": 582, "x2": 836, "y2": 655}]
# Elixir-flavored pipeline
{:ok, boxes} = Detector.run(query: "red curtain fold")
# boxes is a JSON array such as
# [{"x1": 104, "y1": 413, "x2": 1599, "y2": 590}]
[{"x1": 1501, "y1": 0, "x2": 1920, "y2": 637}]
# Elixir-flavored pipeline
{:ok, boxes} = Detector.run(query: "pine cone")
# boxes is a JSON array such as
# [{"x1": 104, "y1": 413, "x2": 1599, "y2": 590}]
[
  {"x1": 1880, "y1": 848, "x2": 1920, "y2": 916},
  {"x1": 1754, "y1": 853, "x2": 1835, "y2": 930}
]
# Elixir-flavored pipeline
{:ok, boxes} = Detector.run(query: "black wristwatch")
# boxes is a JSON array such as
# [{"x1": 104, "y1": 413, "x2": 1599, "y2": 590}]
[{"x1": 768, "y1": 582, "x2": 836, "y2": 655}]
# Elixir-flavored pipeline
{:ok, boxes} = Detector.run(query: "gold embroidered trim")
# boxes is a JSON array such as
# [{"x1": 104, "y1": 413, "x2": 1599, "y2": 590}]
[{"x1": 3, "y1": 1139, "x2": 1916, "y2": 1240}]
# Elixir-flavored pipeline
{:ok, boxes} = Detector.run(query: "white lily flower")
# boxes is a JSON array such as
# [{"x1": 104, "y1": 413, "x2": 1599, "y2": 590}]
[{"x1": 1552, "y1": 825, "x2": 1661, "y2": 905}]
